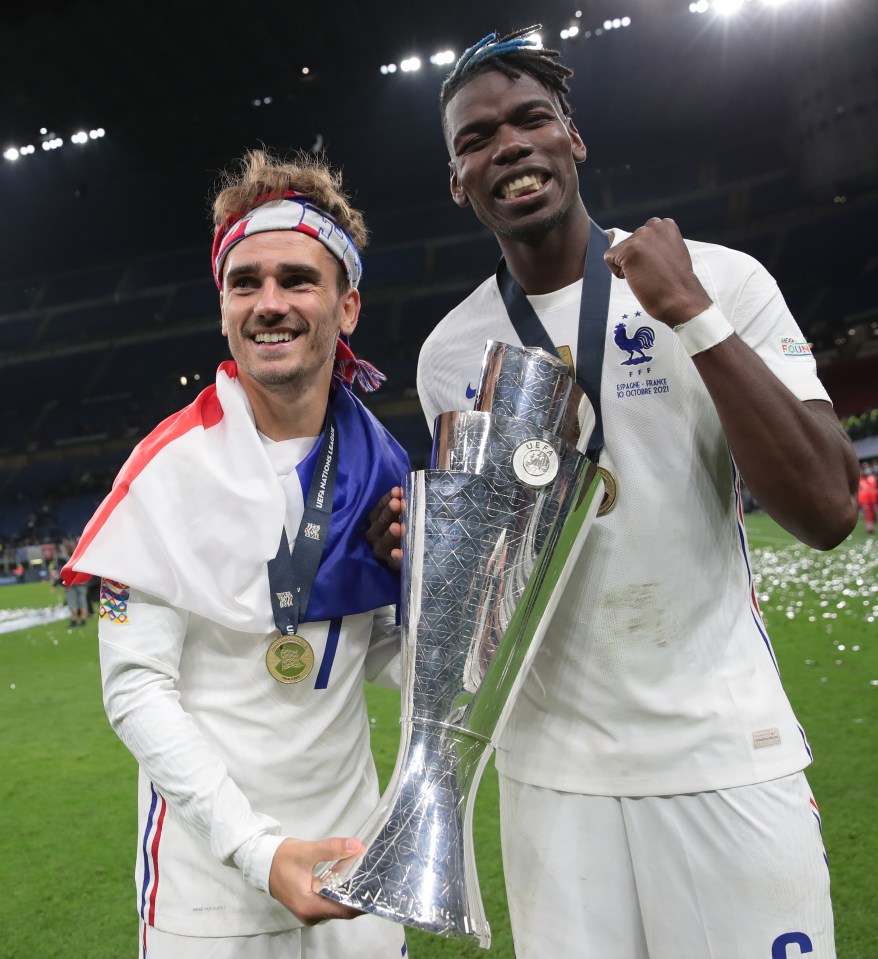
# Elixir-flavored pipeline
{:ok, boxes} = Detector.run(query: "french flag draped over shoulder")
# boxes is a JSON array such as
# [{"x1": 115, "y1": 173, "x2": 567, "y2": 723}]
[{"x1": 62, "y1": 361, "x2": 408, "y2": 633}]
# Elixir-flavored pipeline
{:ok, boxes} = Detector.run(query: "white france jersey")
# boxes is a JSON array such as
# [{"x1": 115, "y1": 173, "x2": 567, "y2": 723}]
[
  {"x1": 417, "y1": 229, "x2": 829, "y2": 797},
  {"x1": 103, "y1": 432, "x2": 400, "y2": 937},
  {"x1": 110, "y1": 599, "x2": 396, "y2": 937}
]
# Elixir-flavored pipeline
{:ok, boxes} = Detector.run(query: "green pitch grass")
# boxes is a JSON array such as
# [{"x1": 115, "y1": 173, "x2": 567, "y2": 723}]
[
  {"x1": 0, "y1": 516, "x2": 875, "y2": 957},
  {"x1": 0, "y1": 579, "x2": 64, "y2": 611}
]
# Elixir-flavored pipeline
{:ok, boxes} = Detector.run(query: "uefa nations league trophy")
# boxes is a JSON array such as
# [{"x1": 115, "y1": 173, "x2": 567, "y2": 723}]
[{"x1": 318, "y1": 341, "x2": 604, "y2": 948}]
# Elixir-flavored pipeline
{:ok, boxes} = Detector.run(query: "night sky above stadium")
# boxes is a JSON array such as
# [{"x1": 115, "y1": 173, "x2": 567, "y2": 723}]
[{"x1": 1, "y1": 0, "x2": 875, "y2": 277}]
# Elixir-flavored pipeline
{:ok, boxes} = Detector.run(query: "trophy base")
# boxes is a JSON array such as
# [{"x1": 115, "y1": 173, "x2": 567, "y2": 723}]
[
  {"x1": 319, "y1": 884, "x2": 490, "y2": 944},
  {"x1": 318, "y1": 721, "x2": 493, "y2": 948}
]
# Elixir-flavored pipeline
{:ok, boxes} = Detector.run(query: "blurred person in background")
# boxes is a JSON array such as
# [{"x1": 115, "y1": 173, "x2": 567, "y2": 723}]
[
  {"x1": 858, "y1": 460, "x2": 877, "y2": 533},
  {"x1": 65, "y1": 576, "x2": 89, "y2": 627}
]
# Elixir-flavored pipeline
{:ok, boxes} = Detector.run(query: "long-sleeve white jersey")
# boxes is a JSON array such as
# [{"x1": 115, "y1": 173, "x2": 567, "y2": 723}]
[{"x1": 100, "y1": 595, "x2": 399, "y2": 937}]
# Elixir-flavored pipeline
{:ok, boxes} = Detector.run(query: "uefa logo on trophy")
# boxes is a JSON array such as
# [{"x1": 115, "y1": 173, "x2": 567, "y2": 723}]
[{"x1": 319, "y1": 340, "x2": 604, "y2": 948}]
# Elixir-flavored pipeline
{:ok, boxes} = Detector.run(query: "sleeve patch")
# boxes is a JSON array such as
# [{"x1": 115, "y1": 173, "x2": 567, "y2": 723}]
[
  {"x1": 778, "y1": 336, "x2": 814, "y2": 359},
  {"x1": 99, "y1": 579, "x2": 130, "y2": 624}
]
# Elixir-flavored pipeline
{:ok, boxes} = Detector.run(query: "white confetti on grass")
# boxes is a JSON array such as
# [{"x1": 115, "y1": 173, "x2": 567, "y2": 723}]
[
  {"x1": 752, "y1": 538, "x2": 877, "y2": 627},
  {"x1": 0, "y1": 606, "x2": 69, "y2": 635}
]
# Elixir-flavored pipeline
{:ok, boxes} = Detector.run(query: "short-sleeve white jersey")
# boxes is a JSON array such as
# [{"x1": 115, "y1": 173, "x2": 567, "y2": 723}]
[{"x1": 417, "y1": 229, "x2": 829, "y2": 797}]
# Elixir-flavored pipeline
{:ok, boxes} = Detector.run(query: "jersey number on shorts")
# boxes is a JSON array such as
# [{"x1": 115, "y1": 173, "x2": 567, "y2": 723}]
[{"x1": 772, "y1": 932, "x2": 813, "y2": 958}]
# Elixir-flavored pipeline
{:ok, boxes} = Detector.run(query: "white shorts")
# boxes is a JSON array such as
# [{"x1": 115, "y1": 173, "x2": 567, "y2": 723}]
[
  {"x1": 499, "y1": 771, "x2": 835, "y2": 959},
  {"x1": 139, "y1": 913, "x2": 407, "y2": 959}
]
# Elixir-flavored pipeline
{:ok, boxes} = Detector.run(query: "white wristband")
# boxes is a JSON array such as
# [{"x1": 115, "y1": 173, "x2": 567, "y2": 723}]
[{"x1": 673, "y1": 305, "x2": 734, "y2": 356}]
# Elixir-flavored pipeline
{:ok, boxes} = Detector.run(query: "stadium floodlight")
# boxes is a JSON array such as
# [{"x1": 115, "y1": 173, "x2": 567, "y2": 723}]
[
  {"x1": 429, "y1": 50, "x2": 455, "y2": 65},
  {"x1": 71, "y1": 131, "x2": 89, "y2": 144},
  {"x1": 525, "y1": 31, "x2": 543, "y2": 48},
  {"x1": 560, "y1": 24, "x2": 580, "y2": 39},
  {"x1": 621, "y1": 16, "x2": 631, "y2": 26},
  {"x1": 689, "y1": 0, "x2": 710, "y2": 11},
  {"x1": 400, "y1": 57, "x2": 421, "y2": 72},
  {"x1": 3, "y1": 148, "x2": 20, "y2": 161},
  {"x1": 714, "y1": 0, "x2": 745, "y2": 15}
]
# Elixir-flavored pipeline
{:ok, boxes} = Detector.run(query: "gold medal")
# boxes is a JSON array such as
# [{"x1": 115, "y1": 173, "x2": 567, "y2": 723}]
[
  {"x1": 556, "y1": 344, "x2": 576, "y2": 380},
  {"x1": 596, "y1": 467, "x2": 618, "y2": 516},
  {"x1": 266, "y1": 634, "x2": 315, "y2": 684}
]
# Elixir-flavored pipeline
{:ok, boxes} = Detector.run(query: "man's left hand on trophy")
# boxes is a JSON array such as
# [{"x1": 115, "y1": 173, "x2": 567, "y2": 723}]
[
  {"x1": 367, "y1": 486, "x2": 405, "y2": 570},
  {"x1": 270, "y1": 837, "x2": 366, "y2": 925}
]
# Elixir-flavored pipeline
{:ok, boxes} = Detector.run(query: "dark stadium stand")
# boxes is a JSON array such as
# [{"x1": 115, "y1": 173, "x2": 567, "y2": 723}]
[
  {"x1": 164, "y1": 280, "x2": 221, "y2": 324},
  {"x1": 0, "y1": 278, "x2": 39, "y2": 315},
  {"x1": 43, "y1": 295, "x2": 168, "y2": 345},
  {"x1": 0, "y1": 315, "x2": 36, "y2": 352},
  {"x1": 124, "y1": 249, "x2": 209, "y2": 292},
  {"x1": 41, "y1": 264, "x2": 123, "y2": 307},
  {"x1": 1, "y1": 139, "x2": 877, "y2": 553}
]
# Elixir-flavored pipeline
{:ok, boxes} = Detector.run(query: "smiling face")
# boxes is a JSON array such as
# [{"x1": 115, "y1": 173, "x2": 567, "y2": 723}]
[
  {"x1": 219, "y1": 230, "x2": 359, "y2": 399},
  {"x1": 445, "y1": 69, "x2": 587, "y2": 242}
]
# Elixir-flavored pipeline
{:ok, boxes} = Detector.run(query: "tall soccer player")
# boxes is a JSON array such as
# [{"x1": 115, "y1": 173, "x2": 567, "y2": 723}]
[
  {"x1": 371, "y1": 26, "x2": 859, "y2": 959},
  {"x1": 64, "y1": 149, "x2": 409, "y2": 959}
]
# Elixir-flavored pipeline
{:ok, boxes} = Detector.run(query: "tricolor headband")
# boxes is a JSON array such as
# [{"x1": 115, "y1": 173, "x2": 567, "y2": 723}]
[{"x1": 212, "y1": 192, "x2": 362, "y2": 290}]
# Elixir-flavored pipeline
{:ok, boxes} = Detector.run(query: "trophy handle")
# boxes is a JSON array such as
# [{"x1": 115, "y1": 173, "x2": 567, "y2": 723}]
[{"x1": 466, "y1": 458, "x2": 604, "y2": 747}]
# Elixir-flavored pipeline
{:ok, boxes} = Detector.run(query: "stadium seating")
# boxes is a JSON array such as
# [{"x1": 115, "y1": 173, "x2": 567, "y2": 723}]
[{"x1": 1, "y1": 141, "x2": 876, "y2": 549}]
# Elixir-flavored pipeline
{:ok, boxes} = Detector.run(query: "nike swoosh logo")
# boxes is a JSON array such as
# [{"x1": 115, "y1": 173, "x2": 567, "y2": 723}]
[{"x1": 465, "y1": 383, "x2": 477, "y2": 399}]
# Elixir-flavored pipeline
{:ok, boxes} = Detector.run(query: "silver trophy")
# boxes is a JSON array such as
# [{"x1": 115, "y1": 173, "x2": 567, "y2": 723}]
[{"x1": 319, "y1": 341, "x2": 604, "y2": 947}]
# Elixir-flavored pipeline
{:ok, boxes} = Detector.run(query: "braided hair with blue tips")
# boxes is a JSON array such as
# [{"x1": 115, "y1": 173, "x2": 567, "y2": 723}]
[{"x1": 439, "y1": 24, "x2": 574, "y2": 130}]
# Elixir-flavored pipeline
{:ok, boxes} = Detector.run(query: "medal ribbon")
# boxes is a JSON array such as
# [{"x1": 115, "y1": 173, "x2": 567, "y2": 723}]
[
  {"x1": 495, "y1": 219, "x2": 611, "y2": 460},
  {"x1": 267, "y1": 396, "x2": 339, "y2": 635}
]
